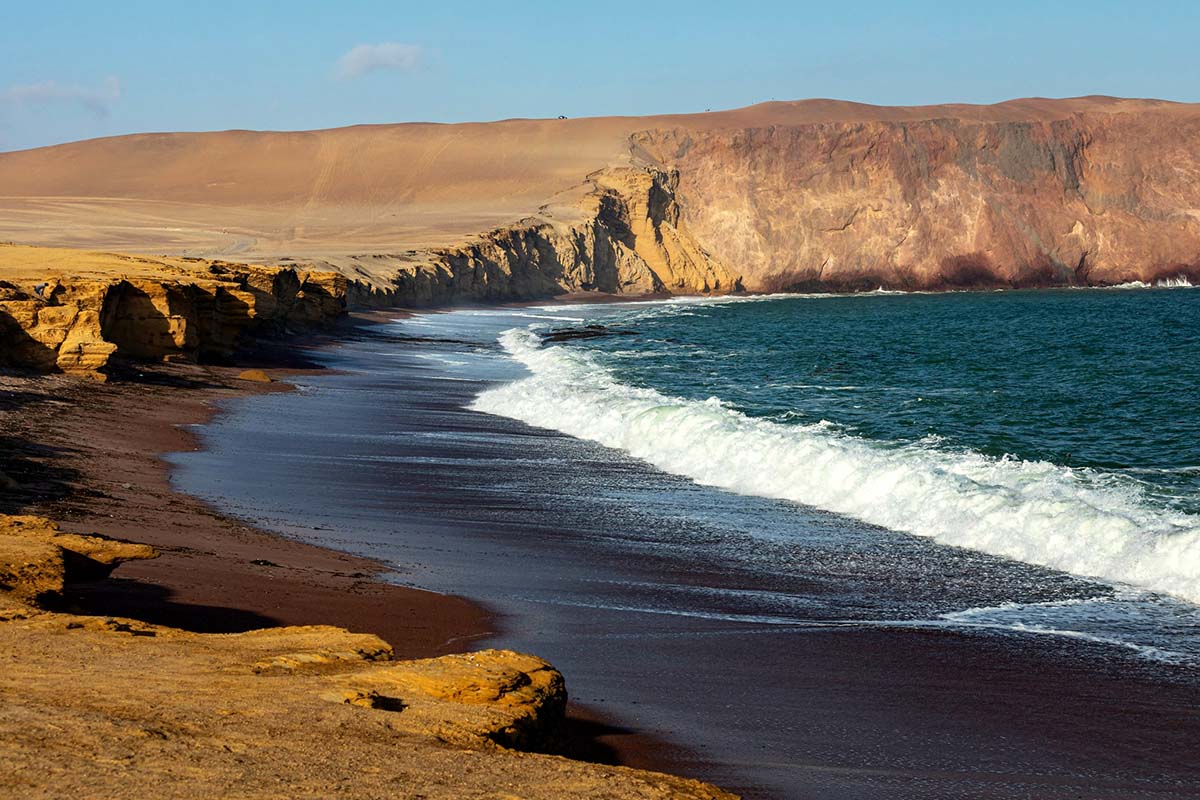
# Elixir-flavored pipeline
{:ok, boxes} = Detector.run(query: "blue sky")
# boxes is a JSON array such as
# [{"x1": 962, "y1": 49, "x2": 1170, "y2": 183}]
[{"x1": 2, "y1": 1, "x2": 1197, "y2": 151}]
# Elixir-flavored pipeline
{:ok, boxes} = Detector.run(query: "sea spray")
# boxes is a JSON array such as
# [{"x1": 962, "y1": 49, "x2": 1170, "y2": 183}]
[{"x1": 472, "y1": 327, "x2": 1200, "y2": 605}]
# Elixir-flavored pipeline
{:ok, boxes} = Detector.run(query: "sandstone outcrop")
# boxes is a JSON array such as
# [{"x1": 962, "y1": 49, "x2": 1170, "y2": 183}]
[
  {"x1": 0, "y1": 514, "x2": 155, "y2": 601},
  {"x1": 0, "y1": 513, "x2": 735, "y2": 799},
  {"x1": 0, "y1": 245, "x2": 393, "y2": 378}
]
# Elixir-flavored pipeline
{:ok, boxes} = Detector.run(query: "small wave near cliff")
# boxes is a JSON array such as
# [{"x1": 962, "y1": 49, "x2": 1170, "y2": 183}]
[{"x1": 472, "y1": 327, "x2": 1200, "y2": 605}]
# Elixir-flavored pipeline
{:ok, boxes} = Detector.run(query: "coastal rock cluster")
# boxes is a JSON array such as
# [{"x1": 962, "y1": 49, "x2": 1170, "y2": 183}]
[
  {"x1": 0, "y1": 246, "x2": 385, "y2": 378},
  {"x1": 0, "y1": 513, "x2": 734, "y2": 799}
]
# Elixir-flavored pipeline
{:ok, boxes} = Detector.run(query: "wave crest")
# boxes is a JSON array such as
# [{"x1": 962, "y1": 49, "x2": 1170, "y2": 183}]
[{"x1": 471, "y1": 328, "x2": 1200, "y2": 604}]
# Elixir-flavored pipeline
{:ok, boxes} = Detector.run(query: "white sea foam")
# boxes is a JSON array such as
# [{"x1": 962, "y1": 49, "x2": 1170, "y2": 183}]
[
  {"x1": 1083, "y1": 277, "x2": 1195, "y2": 290},
  {"x1": 471, "y1": 328, "x2": 1200, "y2": 605},
  {"x1": 934, "y1": 598, "x2": 1198, "y2": 665}
]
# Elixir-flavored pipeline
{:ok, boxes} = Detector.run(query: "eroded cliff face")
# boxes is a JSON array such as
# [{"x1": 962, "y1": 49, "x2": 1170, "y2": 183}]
[
  {"x1": 0, "y1": 252, "x2": 385, "y2": 378},
  {"x1": 384, "y1": 167, "x2": 741, "y2": 306},
  {"x1": 634, "y1": 109, "x2": 1200, "y2": 290},
  {"x1": 329, "y1": 107, "x2": 1200, "y2": 299}
]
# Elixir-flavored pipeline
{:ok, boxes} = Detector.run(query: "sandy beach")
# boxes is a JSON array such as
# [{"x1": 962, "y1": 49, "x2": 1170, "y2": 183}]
[{"x1": 1, "y1": 350, "x2": 490, "y2": 658}]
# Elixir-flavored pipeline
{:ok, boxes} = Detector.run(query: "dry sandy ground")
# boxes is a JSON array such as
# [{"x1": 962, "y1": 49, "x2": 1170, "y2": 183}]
[
  {"x1": 0, "y1": 595, "x2": 734, "y2": 800},
  {"x1": 0, "y1": 243, "x2": 228, "y2": 283}
]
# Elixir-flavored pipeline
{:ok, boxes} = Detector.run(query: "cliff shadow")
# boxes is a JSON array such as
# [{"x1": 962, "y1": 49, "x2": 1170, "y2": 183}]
[
  {"x1": 0, "y1": 432, "x2": 81, "y2": 515},
  {"x1": 100, "y1": 282, "x2": 190, "y2": 362},
  {"x1": 230, "y1": 334, "x2": 329, "y2": 371},
  {"x1": 100, "y1": 361, "x2": 229, "y2": 390},
  {"x1": 1148, "y1": 262, "x2": 1200, "y2": 285},
  {"x1": 551, "y1": 709, "x2": 638, "y2": 766}
]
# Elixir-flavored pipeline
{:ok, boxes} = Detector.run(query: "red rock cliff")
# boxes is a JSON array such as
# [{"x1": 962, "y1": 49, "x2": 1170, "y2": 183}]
[{"x1": 634, "y1": 101, "x2": 1200, "y2": 290}]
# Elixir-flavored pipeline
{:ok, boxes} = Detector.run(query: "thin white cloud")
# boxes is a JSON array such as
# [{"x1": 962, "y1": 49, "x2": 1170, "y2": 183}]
[
  {"x1": 336, "y1": 43, "x2": 423, "y2": 79},
  {"x1": 0, "y1": 76, "x2": 122, "y2": 117}
]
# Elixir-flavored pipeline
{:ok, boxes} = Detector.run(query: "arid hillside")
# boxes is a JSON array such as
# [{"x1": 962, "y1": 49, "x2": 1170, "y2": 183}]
[{"x1": 2, "y1": 96, "x2": 1199, "y2": 295}]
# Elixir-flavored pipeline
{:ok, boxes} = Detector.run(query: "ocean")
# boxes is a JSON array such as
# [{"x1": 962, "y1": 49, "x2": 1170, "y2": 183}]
[{"x1": 172, "y1": 286, "x2": 1200, "y2": 799}]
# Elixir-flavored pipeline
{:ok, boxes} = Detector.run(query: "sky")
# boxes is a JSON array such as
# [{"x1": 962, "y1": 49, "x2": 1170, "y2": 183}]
[{"x1": 2, "y1": 0, "x2": 1198, "y2": 152}]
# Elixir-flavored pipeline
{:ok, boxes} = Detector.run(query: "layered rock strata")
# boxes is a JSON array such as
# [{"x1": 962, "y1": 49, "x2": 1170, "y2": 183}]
[{"x1": 0, "y1": 247, "x2": 385, "y2": 378}]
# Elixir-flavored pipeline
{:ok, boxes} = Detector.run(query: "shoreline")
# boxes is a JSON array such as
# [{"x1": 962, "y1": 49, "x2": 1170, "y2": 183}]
[
  {"x1": 169, "y1": 297, "x2": 1200, "y2": 798},
  {"x1": 1, "y1": 333, "x2": 493, "y2": 659},
  {"x1": 8, "y1": 292, "x2": 1200, "y2": 797},
  {"x1": 0, "y1": 308, "x2": 696, "y2": 774}
]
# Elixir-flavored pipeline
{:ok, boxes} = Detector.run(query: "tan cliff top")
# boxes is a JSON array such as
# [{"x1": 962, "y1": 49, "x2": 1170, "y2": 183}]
[{"x1": 0, "y1": 243, "x2": 216, "y2": 283}]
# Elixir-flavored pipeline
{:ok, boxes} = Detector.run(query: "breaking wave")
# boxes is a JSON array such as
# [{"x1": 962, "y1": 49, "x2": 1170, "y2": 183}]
[{"x1": 472, "y1": 327, "x2": 1200, "y2": 605}]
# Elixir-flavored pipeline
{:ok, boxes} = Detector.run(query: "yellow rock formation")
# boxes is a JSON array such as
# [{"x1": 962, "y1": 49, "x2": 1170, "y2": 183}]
[
  {"x1": 0, "y1": 515, "x2": 155, "y2": 600},
  {"x1": 0, "y1": 514, "x2": 735, "y2": 798},
  {"x1": 0, "y1": 245, "x2": 388, "y2": 377}
]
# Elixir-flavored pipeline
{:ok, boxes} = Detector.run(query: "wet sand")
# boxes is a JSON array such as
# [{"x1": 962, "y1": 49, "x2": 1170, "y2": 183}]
[{"x1": 0, "y1": 351, "x2": 488, "y2": 659}]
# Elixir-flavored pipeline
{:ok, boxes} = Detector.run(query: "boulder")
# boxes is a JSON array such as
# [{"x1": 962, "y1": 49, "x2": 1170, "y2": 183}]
[{"x1": 236, "y1": 368, "x2": 273, "y2": 383}]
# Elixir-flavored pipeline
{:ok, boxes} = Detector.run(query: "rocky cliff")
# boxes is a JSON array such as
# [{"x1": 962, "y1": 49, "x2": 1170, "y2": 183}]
[
  {"x1": 0, "y1": 246, "x2": 394, "y2": 378},
  {"x1": 4, "y1": 97, "x2": 1200, "y2": 311},
  {"x1": 382, "y1": 167, "x2": 740, "y2": 305},
  {"x1": 634, "y1": 103, "x2": 1200, "y2": 290},
  {"x1": 0, "y1": 164, "x2": 738, "y2": 377}
]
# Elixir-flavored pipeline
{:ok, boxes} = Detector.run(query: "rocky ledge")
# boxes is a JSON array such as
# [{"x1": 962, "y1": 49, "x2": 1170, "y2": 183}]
[
  {"x1": 0, "y1": 245, "x2": 397, "y2": 378},
  {"x1": 0, "y1": 165, "x2": 739, "y2": 378},
  {"x1": 0, "y1": 513, "x2": 735, "y2": 799}
]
